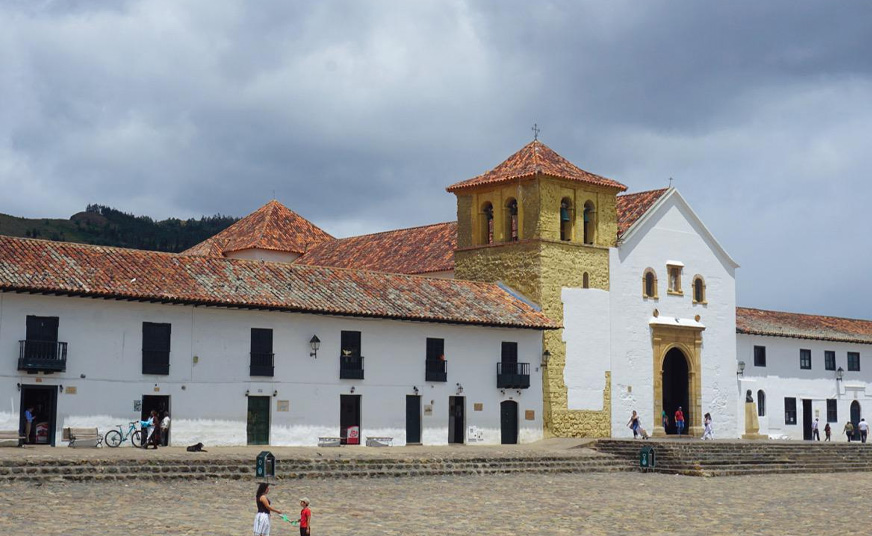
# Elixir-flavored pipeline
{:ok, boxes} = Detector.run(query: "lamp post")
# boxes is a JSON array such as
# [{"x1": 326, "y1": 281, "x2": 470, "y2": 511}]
[
  {"x1": 541, "y1": 350, "x2": 551, "y2": 368},
  {"x1": 837, "y1": 366, "x2": 844, "y2": 382},
  {"x1": 737, "y1": 361, "x2": 745, "y2": 377},
  {"x1": 309, "y1": 335, "x2": 321, "y2": 358}
]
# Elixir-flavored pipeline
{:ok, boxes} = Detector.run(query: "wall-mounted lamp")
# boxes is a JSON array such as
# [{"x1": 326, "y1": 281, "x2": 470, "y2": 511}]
[
  {"x1": 309, "y1": 335, "x2": 321, "y2": 358},
  {"x1": 413, "y1": 386, "x2": 419, "y2": 395},
  {"x1": 350, "y1": 386, "x2": 356, "y2": 394},
  {"x1": 737, "y1": 361, "x2": 745, "y2": 377},
  {"x1": 272, "y1": 390, "x2": 278, "y2": 397},
  {"x1": 541, "y1": 350, "x2": 551, "y2": 367},
  {"x1": 17, "y1": 383, "x2": 21, "y2": 392},
  {"x1": 516, "y1": 390, "x2": 522, "y2": 396},
  {"x1": 837, "y1": 366, "x2": 845, "y2": 382},
  {"x1": 245, "y1": 389, "x2": 250, "y2": 397},
  {"x1": 456, "y1": 383, "x2": 464, "y2": 395},
  {"x1": 59, "y1": 385, "x2": 64, "y2": 393},
  {"x1": 500, "y1": 389, "x2": 506, "y2": 396},
  {"x1": 80, "y1": 374, "x2": 86, "y2": 379}
]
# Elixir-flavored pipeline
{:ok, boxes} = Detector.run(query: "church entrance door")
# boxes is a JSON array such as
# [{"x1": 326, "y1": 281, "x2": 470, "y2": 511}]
[
  {"x1": 662, "y1": 348, "x2": 690, "y2": 435},
  {"x1": 851, "y1": 401, "x2": 861, "y2": 441}
]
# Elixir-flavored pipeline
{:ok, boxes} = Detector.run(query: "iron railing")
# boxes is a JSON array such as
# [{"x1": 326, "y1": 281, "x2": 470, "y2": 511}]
[
  {"x1": 18, "y1": 340, "x2": 67, "y2": 372},
  {"x1": 340, "y1": 355, "x2": 364, "y2": 380},
  {"x1": 496, "y1": 362, "x2": 530, "y2": 389},
  {"x1": 249, "y1": 352, "x2": 275, "y2": 377},
  {"x1": 425, "y1": 359, "x2": 448, "y2": 382}
]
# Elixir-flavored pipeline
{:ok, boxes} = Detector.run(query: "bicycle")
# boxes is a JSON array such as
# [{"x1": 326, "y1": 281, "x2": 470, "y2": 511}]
[{"x1": 104, "y1": 421, "x2": 143, "y2": 448}]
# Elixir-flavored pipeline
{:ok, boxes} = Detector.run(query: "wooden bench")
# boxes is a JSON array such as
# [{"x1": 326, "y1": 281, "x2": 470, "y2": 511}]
[
  {"x1": 365, "y1": 436, "x2": 393, "y2": 447},
  {"x1": 0, "y1": 430, "x2": 24, "y2": 448},
  {"x1": 317, "y1": 437, "x2": 342, "y2": 447},
  {"x1": 64, "y1": 427, "x2": 102, "y2": 448}
]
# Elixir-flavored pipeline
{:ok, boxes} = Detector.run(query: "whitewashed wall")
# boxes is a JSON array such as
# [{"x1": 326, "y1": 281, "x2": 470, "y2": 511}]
[
  {"x1": 738, "y1": 333, "x2": 871, "y2": 440},
  {"x1": 563, "y1": 288, "x2": 611, "y2": 411},
  {"x1": 0, "y1": 292, "x2": 543, "y2": 446},
  {"x1": 607, "y1": 192, "x2": 738, "y2": 438}
]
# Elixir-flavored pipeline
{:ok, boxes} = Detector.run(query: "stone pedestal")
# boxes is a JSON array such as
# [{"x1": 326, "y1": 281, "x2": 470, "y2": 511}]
[{"x1": 742, "y1": 401, "x2": 767, "y2": 440}]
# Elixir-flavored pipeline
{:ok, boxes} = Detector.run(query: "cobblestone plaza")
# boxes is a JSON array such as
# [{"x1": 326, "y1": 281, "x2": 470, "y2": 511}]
[{"x1": 3, "y1": 471, "x2": 872, "y2": 535}]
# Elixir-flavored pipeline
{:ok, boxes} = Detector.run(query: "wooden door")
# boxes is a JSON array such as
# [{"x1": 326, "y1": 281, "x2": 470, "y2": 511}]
[
  {"x1": 448, "y1": 396, "x2": 465, "y2": 444},
  {"x1": 501, "y1": 400, "x2": 518, "y2": 445},
  {"x1": 340, "y1": 395, "x2": 361, "y2": 445},
  {"x1": 802, "y1": 399, "x2": 813, "y2": 440},
  {"x1": 247, "y1": 396, "x2": 270, "y2": 445},
  {"x1": 406, "y1": 395, "x2": 421, "y2": 444}
]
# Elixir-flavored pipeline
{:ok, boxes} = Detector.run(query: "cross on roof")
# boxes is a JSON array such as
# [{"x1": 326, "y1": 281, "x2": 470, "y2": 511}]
[{"x1": 531, "y1": 123, "x2": 540, "y2": 141}]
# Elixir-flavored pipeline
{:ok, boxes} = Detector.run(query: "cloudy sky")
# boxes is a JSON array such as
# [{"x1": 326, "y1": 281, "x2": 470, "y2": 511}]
[{"x1": 1, "y1": 1, "x2": 870, "y2": 318}]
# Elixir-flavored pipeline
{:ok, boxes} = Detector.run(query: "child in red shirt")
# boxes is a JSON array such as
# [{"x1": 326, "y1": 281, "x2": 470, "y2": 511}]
[{"x1": 298, "y1": 498, "x2": 311, "y2": 536}]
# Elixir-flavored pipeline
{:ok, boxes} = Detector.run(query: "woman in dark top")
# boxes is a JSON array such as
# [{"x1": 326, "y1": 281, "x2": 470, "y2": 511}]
[{"x1": 254, "y1": 483, "x2": 282, "y2": 536}]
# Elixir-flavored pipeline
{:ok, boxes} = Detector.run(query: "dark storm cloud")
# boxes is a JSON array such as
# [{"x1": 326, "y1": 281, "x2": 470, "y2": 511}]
[{"x1": 1, "y1": 0, "x2": 870, "y2": 318}]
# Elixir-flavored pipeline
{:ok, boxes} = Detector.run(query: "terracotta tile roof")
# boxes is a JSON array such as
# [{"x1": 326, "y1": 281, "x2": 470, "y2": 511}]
[
  {"x1": 296, "y1": 222, "x2": 456, "y2": 275},
  {"x1": 737, "y1": 307, "x2": 872, "y2": 345},
  {"x1": 616, "y1": 188, "x2": 670, "y2": 236},
  {"x1": 446, "y1": 141, "x2": 628, "y2": 193},
  {"x1": 182, "y1": 200, "x2": 333, "y2": 257},
  {"x1": 0, "y1": 235, "x2": 556, "y2": 330}
]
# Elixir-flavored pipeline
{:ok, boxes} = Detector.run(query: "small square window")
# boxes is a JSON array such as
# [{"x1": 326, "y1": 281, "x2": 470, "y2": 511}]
[
  {"x1": 800, "y1": 349, "x2": 811, "y2": 370},
  {"x1": 754, "y1": 346, "x2": 766, "y2": 367},
  {"x1": 848, "y1": 352, "x2": 860, "y2": 371},
  {"x1": 825, "y1": 351, "x2": 836, "y2": 371}
]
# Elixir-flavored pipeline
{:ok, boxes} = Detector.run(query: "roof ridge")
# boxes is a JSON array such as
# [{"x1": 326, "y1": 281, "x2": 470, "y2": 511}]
[
  {"x1": 737, "y1": 306, "x2": 872, "y2": 324},
  {"x1": 329, "y1": 221, "x2": 456, "y2": 241},
  {"x1": 619, "y1": 187, "x2": 670, "y2": 198},
  {"x1": 0, "y1": 234, "x2": 184, "y2": 257}
]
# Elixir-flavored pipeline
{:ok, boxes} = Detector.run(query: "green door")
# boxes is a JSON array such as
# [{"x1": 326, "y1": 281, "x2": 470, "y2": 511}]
[{"x1": 247, "y1": 396, "x2": 270, "y2": 445}]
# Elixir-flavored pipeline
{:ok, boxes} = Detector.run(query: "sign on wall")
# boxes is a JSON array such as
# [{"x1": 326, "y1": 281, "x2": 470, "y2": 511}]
[
  {"x1": 423, "y1": 405, "x2": 433, "y2": 416},
  {"x1": 133, "y1": 400, "x2": 142, "y2": 412},
  {"x1": 525, "y1": 410, "x2": 535, "y2": 420},
  {"x1": 474, "y1": 403, "x2": 483, "y2": 411},
  {"x1": 277, "y1": 400, "x2": 289, "y2": 412}
]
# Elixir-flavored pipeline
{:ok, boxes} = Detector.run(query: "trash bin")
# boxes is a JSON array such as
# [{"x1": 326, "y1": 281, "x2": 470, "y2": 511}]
[{"x1": 639, "y1": 445, "x2": 656, "y2": 471}]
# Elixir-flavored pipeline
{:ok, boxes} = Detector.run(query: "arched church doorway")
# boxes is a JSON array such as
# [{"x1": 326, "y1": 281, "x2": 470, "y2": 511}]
[
  {"x1": 851, "y1": 401, "x2": 861, "y2": 441},
  {"x1": 662, "y1": 348, "x2": 690, "y2": 434}
]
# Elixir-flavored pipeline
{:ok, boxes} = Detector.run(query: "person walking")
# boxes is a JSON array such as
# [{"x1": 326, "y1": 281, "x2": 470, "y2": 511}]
[
  {"x1": 254, "y1": 483, "x2": 282, "y2": 536},
  {"x1": 674, "y1": 406, "x2": 685, "y2": 436},
  {"x1": 23, "y1": 406, "x2": 35, "y2": 445},
  {"x1": 859, "y1": 419, "x2": 869, "y2": 444},
  {"x1": 702, "y1": 413, "x2": 714, "y2": 440},
  {"x1": 298, "y1": 497, "x2": 311, "y2": 536},
  {"x1": 661, "y1": 410, "x2": 669, "y2": 434},
  {"x1": 824, "y1": 422, "x2": 832, "y2": 441},
  {"x1": 627, "y1": 410, "x2": 641, "y2": 439},
  {"x1": 812, "y1": 418, "x2": 820, "y2": 441},
  {"x1": 844, "y1": 421, "x2": 854, "y2": 442},
  {"x1": 160, "y1": 412, "x2": 171, "y2": 447}
]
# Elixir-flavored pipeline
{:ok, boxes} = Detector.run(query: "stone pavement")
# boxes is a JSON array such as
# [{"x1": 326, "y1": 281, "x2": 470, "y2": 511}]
[{"x1": 3, "y1": 471, "x2": 872, "y2": 535}]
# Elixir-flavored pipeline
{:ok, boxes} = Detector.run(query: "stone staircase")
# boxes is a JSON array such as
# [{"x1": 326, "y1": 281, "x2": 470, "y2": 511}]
[
  {"x1": 0, "y1": 453, "x2": 633, "y2": 483},
  {"x1": 595, "y1": 439, "x2": 872, "y2": 476}
]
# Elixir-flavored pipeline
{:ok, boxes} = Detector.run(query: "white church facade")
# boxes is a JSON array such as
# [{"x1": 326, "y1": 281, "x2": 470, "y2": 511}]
[{"x1": 1, "y1": 140, "x2": 868, "y2": 446}]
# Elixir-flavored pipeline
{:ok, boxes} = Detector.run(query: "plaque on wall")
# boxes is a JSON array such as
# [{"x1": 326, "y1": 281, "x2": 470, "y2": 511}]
[
  {"x1": 423, "y1": 405, "x2": 433, "y2": 416},
  {"x1": 277, "y1": 400, "x2": 289, "y2": 412},
  {"x1": 133, "y1": 400, "x2": 142, "y2": 412},
  {"x1": 525, "y1": 410, "x2": 535, "y2": 421},
  {"x1": 474, "y1": 403, "x2": 483, "y2": 412},
  {"x1": 65, "y1": 386, "x2": 77, "y2": 395}
]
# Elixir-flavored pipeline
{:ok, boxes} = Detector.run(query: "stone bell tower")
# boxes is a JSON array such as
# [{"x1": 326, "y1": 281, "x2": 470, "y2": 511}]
[{"x1": 446, "y1": 140, "x2": 627, "y2": 437}]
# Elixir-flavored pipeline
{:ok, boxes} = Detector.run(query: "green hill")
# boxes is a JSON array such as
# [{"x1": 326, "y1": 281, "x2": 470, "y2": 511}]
[{"x1": 0, "y1": 204, "x2": 237, "y2": 253}]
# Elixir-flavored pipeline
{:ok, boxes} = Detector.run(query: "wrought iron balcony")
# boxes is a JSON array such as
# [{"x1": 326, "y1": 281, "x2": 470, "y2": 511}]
[
  {"x1": 18, "y1": 340, "x2": 67, "y2": 372},
  {"x1": 425, "y1": 359, "x2": 448, "y2": 382},
  {"x1": 250, "y1": 352, "x2": 275, "y2": 377},
  {"x1": 142, "y1": 350, "x2": 170, "y2": 375},
  {"x1": 340, "y1": 354, "x2": 364, "y2": 380},
  {"x1": 496, "y1": 362, "x2": 530, "y2": 389}
]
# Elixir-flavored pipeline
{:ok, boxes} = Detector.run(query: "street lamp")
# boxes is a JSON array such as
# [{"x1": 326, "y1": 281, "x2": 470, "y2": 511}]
[
  {"x1": 737, "y1": 361, "x2": 745, "y2": 377},
  {"x1": 309, "y1": 335, "x2": 321, "y2": 358},
  {"x1": 837, "y1": 366, "x2": 844, "y2": 382},
  {"x1": 541, "y1": 350, "x2": 551, "y2": 367}
]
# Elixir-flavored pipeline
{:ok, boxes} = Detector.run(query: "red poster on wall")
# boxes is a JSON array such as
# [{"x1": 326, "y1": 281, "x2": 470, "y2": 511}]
[{"x1": 347, "y1": 426, "x2": 360, "y2": 445}]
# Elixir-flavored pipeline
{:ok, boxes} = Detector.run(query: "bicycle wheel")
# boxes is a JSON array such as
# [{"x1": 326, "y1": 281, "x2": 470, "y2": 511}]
[
  {"x1": 104, "y1": 429, "x2": 123, "y2": 448},
  {"x1": 131, "y1": 430, "x2": 142, "y2": 447}
]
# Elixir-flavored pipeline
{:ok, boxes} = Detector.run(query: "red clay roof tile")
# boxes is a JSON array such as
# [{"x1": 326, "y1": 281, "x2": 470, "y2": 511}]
[
  {"x1": 446, "y1": 141, "x2": 627, "y2": 193},
  {"x1": 737, "y1": 307, "x2": 872, "y2": 345},
  {"x1": 0, "y1": 235, "x2": 556, "y2": 330},
  {"x1": 295, "y1": 222, "x2": 456, "y2": 275},
  {"x1": 616, "y1": 188, "x2": 670, "y2": 236},
  {"x1": 183, "y1": 200, "x2": 333, "y2": 257}
]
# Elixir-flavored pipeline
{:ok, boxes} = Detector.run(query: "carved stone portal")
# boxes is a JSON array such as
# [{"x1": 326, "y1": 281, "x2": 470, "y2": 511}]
[{"x1": 652, "y1": 324, "x2": 704, "y2": 438}]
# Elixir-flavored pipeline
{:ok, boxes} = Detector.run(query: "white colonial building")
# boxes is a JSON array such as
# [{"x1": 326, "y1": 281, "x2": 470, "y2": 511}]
[{"x1": 737, "y1": 307, "x2": 872, "y2": 441}]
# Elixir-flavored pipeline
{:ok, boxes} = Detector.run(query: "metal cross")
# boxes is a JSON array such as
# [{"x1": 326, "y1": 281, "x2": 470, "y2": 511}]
[
  {"x1": 668, "y1": 177, "x2": 673, "y2": 188},
  {"x1": 532, "y1": 123, "x2": 540, "y2": 141}
]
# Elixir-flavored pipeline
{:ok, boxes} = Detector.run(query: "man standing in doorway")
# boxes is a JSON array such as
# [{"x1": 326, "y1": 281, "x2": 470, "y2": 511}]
[
  {"x1": 812, "y1": 418, "x2": 820, "y2": 441},
  {"x1": 675, "y1": 406, "x2": 685, "y2": 436},
  {"x1": 24, "y1": 407, "x2": 35, "y2": 444}
]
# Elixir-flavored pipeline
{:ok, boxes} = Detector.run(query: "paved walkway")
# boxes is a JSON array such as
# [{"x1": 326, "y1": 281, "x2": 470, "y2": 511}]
[{"x1": 2, "y1": 471, "x2": 871, "y2": 535}]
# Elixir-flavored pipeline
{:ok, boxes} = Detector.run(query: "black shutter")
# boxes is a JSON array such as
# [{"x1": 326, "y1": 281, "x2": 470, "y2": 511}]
[
  {"x1": 142, "y1": 322, "x2": 171, "y2": 375},
  {"x1": 251, "y1": 328, "x2": 273, "y2": 355},
  {"x1": 501, "y1": 342, "x2": 518, "y2": 364},
  {"x1": 341, "y1": 331, "x2": 361, "y2": 357},
  {"x1": 26, "y1": 316, "x2": 59, "y2": 342},
  {"x1": 426, "y1": 338, "x2": 444, "y2": 360}
]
